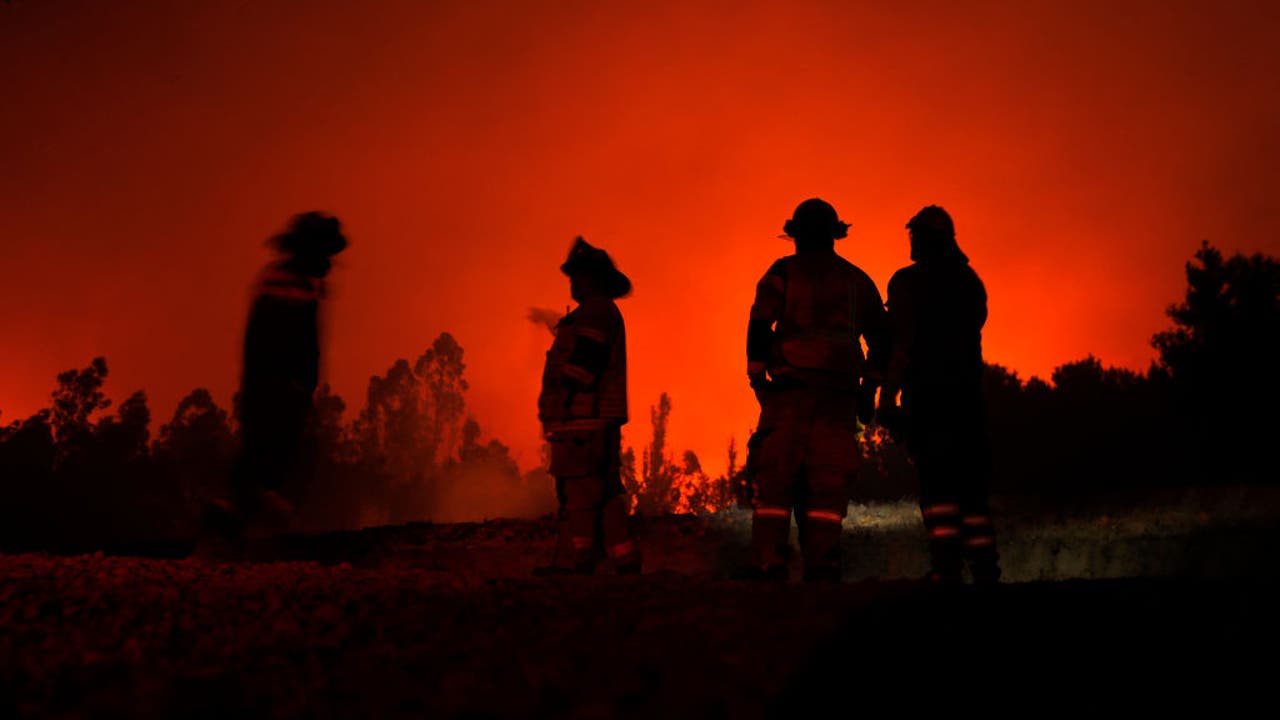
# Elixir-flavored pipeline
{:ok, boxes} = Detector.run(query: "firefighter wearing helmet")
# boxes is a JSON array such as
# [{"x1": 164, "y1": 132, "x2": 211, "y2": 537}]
[
  {"x1": 204, "y1": 211, "x2": 347, "y2": 546},
  {"x1": 877, "y1": 205, "x2": 1001, "y2": 584},
  {"x1": 536, "y1": 237, "x2": 641, "y2": 575},
  {"x1": 743, "y1": 199, "x2": 890, "y2": 582}
]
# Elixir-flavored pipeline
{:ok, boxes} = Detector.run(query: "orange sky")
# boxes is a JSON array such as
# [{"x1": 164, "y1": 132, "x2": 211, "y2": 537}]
[{"x1": 2, "y1": 0, "x2": 1279, "y2": 475}]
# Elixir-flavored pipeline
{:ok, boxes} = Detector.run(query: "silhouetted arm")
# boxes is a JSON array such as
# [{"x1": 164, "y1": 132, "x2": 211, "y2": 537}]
[
  {"x1": 563, "y1": 335, "x2": 609, "y2": 389},
  {"x1": 859, "y1": 275, "x2": 890, "y2": 381},
  {"x1": 882, "y1": 270, "x2": 916, "y2": 406},
  {"x1": 561, "y1": 298, "x2": 615, "y2": 390},
  {"x1": 747, "y1": 261, "x2": 787, "y2": 387}
]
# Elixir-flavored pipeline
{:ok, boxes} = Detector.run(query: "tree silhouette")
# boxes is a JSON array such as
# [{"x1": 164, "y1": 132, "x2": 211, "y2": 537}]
[
  {"x1": 354, "y1": 358, "x2": 427, "y2": 523},
  {"x1": 637, "y1": 393, "x2": 678, "y2": 514},
  {"x1": 0, "y1": 411, "x2": 54, "y2": 545},
  {"x1": 453, "y1": 417, "x2": 520, "y2": 488},
  {"x1": 311, "y1": 384, "x2": 349, "y2": 458},
  {"x1": 153, "y1": 388, "x2": 237, "y2": 517},
  {"x1": 350, "y1": 333, "x2": 477, "y2": 522},
  {"x1": 620, "y1": 444, "x2": 640, "y2": 506},
  {"x1": 50, "y1": 357, "x2": 111, "y2": 461},
  {"x1": 87, "y1": 391, "x2": 152, "y2": 480},
  {"x1": 4, "y1": 239, "x2": 1274, "y2": 549},
  {"x1": 415, "y1": 332, "x2": 469, "y2": 472},
  {"x1": 725, "y1": 437, "x2": 746, "y2": 506},
  {"x1": 1154, "y1": 241, "x2": 1280, "y2": 481}
]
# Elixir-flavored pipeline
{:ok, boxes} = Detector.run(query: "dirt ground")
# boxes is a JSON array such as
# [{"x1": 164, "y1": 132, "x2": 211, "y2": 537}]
[{"x1": 2, "y1": 509, "x2": 1277, "y2": 718}]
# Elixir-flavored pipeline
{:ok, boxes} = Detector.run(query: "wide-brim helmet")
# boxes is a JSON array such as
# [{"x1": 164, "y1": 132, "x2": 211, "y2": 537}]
[
  {"x1": 271, "y1": 211, "x2": 348, "y2": 258},
  {"x1": 560, "y1": 236, "x2": 632, "y2": 299},
  {"x1": 781, "y1": 198, "x2": 850, "y2": 240},
  {"x1": 906, "y1": 205, "x2": 955, "y2": 239},
  {"x1": 906, "y1": 205, "x2": 967, "y2": 263}
]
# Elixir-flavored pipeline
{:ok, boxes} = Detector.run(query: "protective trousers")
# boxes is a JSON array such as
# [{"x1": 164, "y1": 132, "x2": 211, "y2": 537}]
[
  {"x1": 234, "y1": 385, "x2": 312, "y2": 515},
  {"x1": 548, "y1": 424, "x2": 640, "y2": 571},
  {"x1": 905, "y1": 386, "x2": 1000, "y2": 583},
  {"x1": 750, "y1": 387, "x2": 859, "y2": 581}
]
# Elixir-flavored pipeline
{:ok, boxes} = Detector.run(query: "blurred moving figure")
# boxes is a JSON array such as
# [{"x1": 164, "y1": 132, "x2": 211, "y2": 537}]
[
  {"x1": 743, "y1": 199, "x2": 889, "y2": 582},
  {"x1": 536, "y1": 237, "x2": 641, "y2": 575},
  {"x1": 204, "y1": 212, "x2": 347, "y2": 545},
  {"x1": 878, "y1": 206, "x2": 1000, "y2": 584}
]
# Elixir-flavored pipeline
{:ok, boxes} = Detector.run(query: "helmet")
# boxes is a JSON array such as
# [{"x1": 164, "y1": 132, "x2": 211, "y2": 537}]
[
  {"x1": 782, "y1": 198, "x2": 849, "y2": 240},
  {"x1": 561, "y1": 236, "x2": 632, "y2": 298},
  {"x1": 906, "y1": 205, "x2": 967, "y2": 264},
  {"x1": 271, "y1": 211, "x2": 348, "y2": 257},
  {"x1": 905, "y1": 205, "x2": 954, "y2": 240}
]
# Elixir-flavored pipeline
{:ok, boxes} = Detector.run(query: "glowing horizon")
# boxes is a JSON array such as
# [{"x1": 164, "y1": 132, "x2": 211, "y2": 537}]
[{"x1": 3, "y1": 1, "x2": 1279, "y2": 476}]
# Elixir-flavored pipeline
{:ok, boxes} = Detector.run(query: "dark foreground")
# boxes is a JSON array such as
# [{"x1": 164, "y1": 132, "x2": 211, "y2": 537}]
[{"x1": 2, "y1": 514, "x2": 1277, "y2": 717}]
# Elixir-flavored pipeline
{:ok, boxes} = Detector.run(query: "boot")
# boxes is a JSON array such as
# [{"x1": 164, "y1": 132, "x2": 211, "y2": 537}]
[
  {"x1": 803, "y1": 564, "x2": 841, "y2": 583},
  {"x1": 969, "y1": 559, "x2": 1002, "y2": 586}
]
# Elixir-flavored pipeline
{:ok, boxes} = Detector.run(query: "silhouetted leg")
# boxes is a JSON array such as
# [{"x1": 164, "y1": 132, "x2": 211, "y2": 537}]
[
  {"x1": 959, "y1": 438, "x2": 1000, "y2": 584},
  {"x1": 597, "y1": 426, "x2": 640, "y2": 572},
  {"x1": 209, "y1": 413, "x2": 278, "y2": 543},
  {"x1": 961, "y1": 506, "x2": 999, "y2": 584},
  {"x1": 550, "y1": 477, "x2": 576, "y2": 570},
  {"x1": 917, "y1": 453, "x2": 965, "y2": 583},
  {"x1": 801, "y1": 405, "x2": 858, "y2": 583},
  {"x1": 751, "y1": 463, "x2": 795, "y2": 577},
  {"x1": 750, "y1": 439, "x2": 798, "y2": 576},
  {"x1": 748, "y1": 395, "x2": 806, "y2": 578},
  {"x1": 800, "y1": 468, "x2": 847, "y2": 583},
  {"x1": 601, "y1": 495, "x2": 640, "y2": 573},
  {"x1": 543, "y1": 428, "x2": 609, "y2": 574},
  {"x1": 234, "y1": 391, "x2": 307, "y2": 522},
  {"x1": 751, "y1": 484, "x2": 794, "y2": 574},
  {"x1": 561, "y1": 474, "x2": 605, "y2": 572},
  {"x1": 200, "y1": 407, "x2": 288, "y2": 550},
  {"x1": 907, "y1": 398, "x2": 966, "y2": 583},
  {"x1": 282, "y1": 408, "x2": 320, "y2": 512}
]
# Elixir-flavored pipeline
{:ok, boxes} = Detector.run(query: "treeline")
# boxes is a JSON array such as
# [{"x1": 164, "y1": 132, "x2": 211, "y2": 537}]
[
  {"x1": 1, "y1": 242, "x2": 1276, "y2": 545},
  {"x1": 620, "y1": 392, "x2": 741, "y2": 516},
  {"x1": 633, "y1": 241, "x2": 1280, "y2": 508},
  {"x1": 860, "y1": 241, "x2": 1280, "y2": 501},
  {"x1": 0, "y1": 334, "x2": 556, "y2": 549}
]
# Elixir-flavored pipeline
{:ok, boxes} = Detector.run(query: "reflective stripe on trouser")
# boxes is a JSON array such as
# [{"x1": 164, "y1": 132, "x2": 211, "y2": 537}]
[
  {"x1": 799, "y1": 486, "x2": 846, "y2": 579},
  {"x1": 603, "y1": 496, "x2": 640, "y2": 566},
  {"x1": 608, "y1": 539, "x2": 638, "y2": 560},
  {"x1": 749, "y1": 389, "x2": 858, "y2": 571},
  {"x1": 751, "y1": 505, "x2": 793, "y2": 568},
  {"x1": 920, "y1": 502, "x2": 964, "y2": 577},
  {"x1": 559, "y1": 482, "x2": 636, "y2": 567},
  {"x1": 920, "y1": 502, "x2": 1000, "y2": 580},
  {"x1": 550, "y1": 426, "x2": 636, "y2": 568},
  {"x1": 962, "y1": 512, "x2": 999, "y2": 582},
  {"x1": 906, "y1": 393, "x2": 999, "y2": 580}
]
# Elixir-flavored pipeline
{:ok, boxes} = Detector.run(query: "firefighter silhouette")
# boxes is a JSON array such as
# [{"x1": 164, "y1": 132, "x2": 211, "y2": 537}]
[
  {"x1": 742, "y1": 199, "x2": 889, "y2": 582},
  {"x1": 878, "y1": 205, "x2": 1000, "y2": 584},
  {"x1": 205, "y1": 212, "x2": 346, "y2": 542},
  {"x1": 536, "y1": 237, "x2": 641, "y2": 575}
]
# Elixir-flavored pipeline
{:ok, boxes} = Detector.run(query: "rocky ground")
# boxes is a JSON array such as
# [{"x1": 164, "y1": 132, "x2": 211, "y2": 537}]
[{"x1": 2, "y1": 502, "x2": 1278, "y2": 718}]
